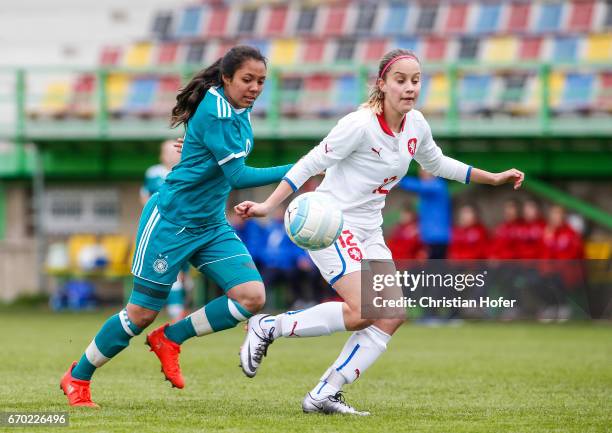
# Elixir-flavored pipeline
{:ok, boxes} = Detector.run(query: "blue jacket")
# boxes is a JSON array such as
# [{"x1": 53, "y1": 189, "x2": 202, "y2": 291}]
[{"x1": 399, "y1": 176, "x2": 450, "y2": 244}]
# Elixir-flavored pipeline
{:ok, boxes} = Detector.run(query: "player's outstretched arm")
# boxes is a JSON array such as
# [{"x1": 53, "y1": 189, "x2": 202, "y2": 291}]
[
  {"x1": 234, "y1": 179, "x2": 294, "y2": 219},
  {"x1": 470, "y1": 167, "x2": 524, "y2": 190}
]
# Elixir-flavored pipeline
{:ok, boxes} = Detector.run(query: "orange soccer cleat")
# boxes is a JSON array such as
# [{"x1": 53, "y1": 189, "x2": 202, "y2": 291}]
[
  {"x1": 60, "y1": 361, "x2": 99, "y2": 408},
  {"x1": 146, "y1": 324, "x2": 185, "y2": 389}
]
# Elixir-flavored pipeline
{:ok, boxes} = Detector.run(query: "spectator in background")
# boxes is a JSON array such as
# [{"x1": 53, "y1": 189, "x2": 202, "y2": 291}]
[
  {"x1": 449, "y1": 203, "x2": 489, "y2": 259},
  {"x1": 520, "y1": 199, "x2": 546, "y2": 259},
  {"x1": 387, "y1": 203, "x2": 425, "y2": 260},
  {"x1": 539, "y1": 205, "x2": 585, "y2": 321},
  {"x1": 399, "y1": 167, "x2": 451, "y2": 259},
  {"x1": 261, "y1": 206, "x2": 322, "y2": 309},
  {"x1": 228, "y1": 209, "x2": 268, "y2": 270},
  {"x1": 140, "y1": 140, "x2": 190, "y2": 321},
  {"x1": 490, "y1": 199, "x2": 524, "y2": 259}
]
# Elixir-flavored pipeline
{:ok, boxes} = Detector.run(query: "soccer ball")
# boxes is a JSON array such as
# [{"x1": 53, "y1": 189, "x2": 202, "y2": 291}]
[{"x1": 284, "y1": 192, "x2": 344, "y2": 251}]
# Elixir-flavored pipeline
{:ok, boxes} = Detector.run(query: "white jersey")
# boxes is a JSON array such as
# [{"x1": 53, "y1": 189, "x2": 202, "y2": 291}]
[{"x1": 284, "y1": 108, "x2": 471, "y2": 232}]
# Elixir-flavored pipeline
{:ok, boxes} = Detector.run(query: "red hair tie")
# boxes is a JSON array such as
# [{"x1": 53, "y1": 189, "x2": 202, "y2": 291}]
[{"x1": 379, "y1": 54, "x2": 420, "y2": 78}]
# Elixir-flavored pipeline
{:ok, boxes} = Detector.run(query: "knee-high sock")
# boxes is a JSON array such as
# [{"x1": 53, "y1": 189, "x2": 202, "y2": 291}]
[
  {"x1": 164, "y1": 295, "x2": 252, "y2": 345},
  {"x1": 72, "y1": 309, "x2": 142, "y2": 381},
  {"x1": 310, "y1": 325, "x2": 391, "y2": 398},
  {"x1": 270, "y1": 302, "x2": 346, "y2": 338},
  {"x1": 166, "y1": 280, "x2": 185, "y2": 321}
]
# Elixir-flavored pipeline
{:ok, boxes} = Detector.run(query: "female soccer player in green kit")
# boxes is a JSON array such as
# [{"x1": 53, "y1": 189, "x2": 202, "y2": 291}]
[{"x1": 60, "y1": 46, "x2": 292, "y2": 407}]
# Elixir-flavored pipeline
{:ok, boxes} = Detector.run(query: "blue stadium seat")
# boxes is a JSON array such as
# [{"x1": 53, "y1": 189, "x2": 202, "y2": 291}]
[
  {"x1": 459, "y1": 74, "x2": 492, "y2": 113},
  {"x1": 125, "y1": 78, "x2": 158, "y2": 115},
  {"x1": 561, "y1": 73, "x2": 595, "y2": 111},
  {"x1": 334, "y1": 75, "x2": 359, "y2": 113},
  {"x1": 475, "y1": 3, "x2": 501, "y2": 34},
  {"x1": 394, "y1": 37, "x2": 420, "y2": 54},
  {"x1": 242, "y1": 39, "x2": 270, "y2": 58},
  {"x1": 251, "y1": 83, "x2": 270, "y2": 117},
  {"x1": 175, "y1": 6, "x2": 205, "y2": 38},
  {"x1": 536, "y1": 2, "x2": 563, "y2": 33},
  {"x1": 418, "y1": 74, "x2": 432, "y2": 109},
  {"x1": 382, "y1": 3, "x2": 410, "y2": 36},
  {"x1": 553, "y1": 36, "x2": 580, "y2": 62}
]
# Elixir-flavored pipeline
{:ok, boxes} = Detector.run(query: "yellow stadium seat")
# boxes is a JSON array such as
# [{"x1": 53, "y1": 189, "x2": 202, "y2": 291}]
[
  {"x1": 548, "y1": 71, "x2": 565, "y2": 109},
  {"x1": 67, "y1": 234, "x2": 97, "y2": 269},
  {"x1": 485, "y1": 37, "x2": 517, "y2": 63},
  {"x1": 585, "y1": 34, "x2": 612, "y2": 62},
  {"x1": 124, "y1": 42, "x2": 153, "y2": 67},
  {"x1": 100, "y1": 234, "x2": 131, "y2": 275},
  {"x1": 270, "y1": 39, "x2": 298, "y2": 66},
  {"x1": 585, "y1": 241, "x2": 611, "y2": 260},
  {"x1": 106, "y1": 73, "x2": 129, "y2": 112},
  {"x1": 41, "y1": 81, "x2": 70, "y2": 115},
  {"x1": 424, "y1": 73, "x2": 449, "y2": 112}
]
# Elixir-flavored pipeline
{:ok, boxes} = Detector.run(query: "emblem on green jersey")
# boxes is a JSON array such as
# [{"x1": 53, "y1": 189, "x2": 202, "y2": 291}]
[{"x1": 153, "y1": 254, "x2": 169, "y2": 274}]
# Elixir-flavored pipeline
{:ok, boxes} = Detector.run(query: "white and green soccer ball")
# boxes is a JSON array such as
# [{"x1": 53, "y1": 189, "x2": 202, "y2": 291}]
[{"x1": 284, "y1": 192, "x2": 344, "y2": 251}]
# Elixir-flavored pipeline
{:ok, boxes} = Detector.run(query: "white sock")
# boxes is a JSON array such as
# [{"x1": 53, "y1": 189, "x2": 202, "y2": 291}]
[
  {"x1": 269, "y1": 302, "x2": 346, "y2": 339},
  {"x1": 311, "y1": 325, "x2": 391, "y2": 397}
]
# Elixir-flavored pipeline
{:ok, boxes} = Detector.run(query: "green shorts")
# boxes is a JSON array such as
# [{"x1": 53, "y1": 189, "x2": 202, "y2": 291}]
[{"x1": 129, "y1": 194, "x2": 261, "y2": 311}]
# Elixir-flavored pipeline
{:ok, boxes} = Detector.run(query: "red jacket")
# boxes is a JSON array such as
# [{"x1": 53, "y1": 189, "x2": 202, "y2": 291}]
[
  {"x1": 519, "y1": 219, "x2": 547, "y2": 259},
  {"x1": 388, "y1": 221, "x2": 425, "y2": 260},
  {"x1": 449, "y1": 223, "x2": 489, "y2": 260},
  {"x1": 542, "y1": 224, "x2": 584, "y2": 260},
  {"x1": 490, "y1": 219, "x2": 524, "y2": 259}
]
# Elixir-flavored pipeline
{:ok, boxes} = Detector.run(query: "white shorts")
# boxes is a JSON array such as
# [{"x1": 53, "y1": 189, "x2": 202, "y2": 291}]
[{"x1": 308, "y1": 224, "x2": 392, "y2": 285}]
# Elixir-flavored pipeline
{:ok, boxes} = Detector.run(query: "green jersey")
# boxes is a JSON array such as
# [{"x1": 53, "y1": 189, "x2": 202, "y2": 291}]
[{"x1": 158, "y1": 86, "x2": 290, "y2": 228}]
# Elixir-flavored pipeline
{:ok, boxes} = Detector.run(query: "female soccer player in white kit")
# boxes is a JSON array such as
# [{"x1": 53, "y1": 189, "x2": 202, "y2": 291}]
[{"x1": 235, "y1": 49, "x2": 524, "y2": 415}]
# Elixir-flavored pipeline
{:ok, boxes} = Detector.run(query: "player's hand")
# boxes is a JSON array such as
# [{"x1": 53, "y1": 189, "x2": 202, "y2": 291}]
[
  {"x1": 174, "y1": 137, "x2": 184, "y2": 153},
  {"x1": 234, "y1": 201, "x2": 270, "y2": 219},
  {"x1": 494, "y1": 169, "x2": 524, "y2": 190}
]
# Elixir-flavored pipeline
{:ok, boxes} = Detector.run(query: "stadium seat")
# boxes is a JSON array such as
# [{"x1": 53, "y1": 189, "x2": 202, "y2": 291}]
[
  {"x1": 536, "y1": 2, "x2": 563, "y2": 33},
  {"x1": 567, "y1": 0, "x2": 595, "y2": 32},
  {"x1": 380, "y1": 2, "x2": 410, "y2": 36},
  {"x1": 560, "y1": 72, "x2": 595, "y2": 112},
  {"x1": 595, "y1": 71, "x2": 612, "y2": 112},
  {"x1": 155, "y1": 42, "x2": 179, "y2": 65},
  {"x1": 394, "y1": 37, "x2": 420, "y2": 54},
  {"x1": 322, "y1": 4, "x2": 348, "y2": 37},
  {"x1": 301, "y1": 38, "x2": 326, "y2": 63},
  {"x1": 299, "y1": 74, "x2": 334, "y2": 117},
  {"x1": 205, "y1": 6, "x2": 229, "y2": 37},
  {"x1": 475, "y1": 3, "x2": 502, "y2": 35},
  {"x1": 334, "y1": 38, "x2": 357, "y2": 63},
  {"x1": 422, "y1": 73, "x2": 449, "y2": 113},
  {"x1": 99, "y1": 46, "x2": 122, "y2": 67},
  {"x1": 279, "y1": 75, "x2": 303, "y2": 116},
  {"x1": 124, "y1": 42, "x2": 152, "y2": 67},
  {"x1": 549, "y1": 71, "x2": 566, "y2": 110},
  {"x1": 263, "y1": 4, "x2": 288, "y2": 37},
  {"x1": 444, "y1": 3, "x2": 468, "y2": 34},
  {"x1": 175, "y1": 6, "x2": 205, "y2": 38},
  {"x1": 270, "y1": 39, "x2": 298, "y2": 65},
  {"x1": 41, "y1": 81, "x2": 70, "y2": 117},
  {"x1": 106, "y1": 73, "x2": 129, "y2": 116},
  {"x1": 125, "y1": 78, "x2": 158, "y2": 116},
  {"x1": 333, "y1": 75, "x2": 360, "y2": 114},
  {"x1": 354, "y1": 3, "x2": 378, "y2": 35},
  {"x1": 519, "y1": 37, "x2": 544, "y2": 60},
  {"x1": 242, "y1": 39, "x2": 270, "y2": 58},
  {"x1": 506, "y1": 2, "x2": 531, "y2": 33},
  {"x1": 361, "y1": 39, "x2": 388, "y2": 63},
  {"x1": 585, "y1": 34, "x2": 612, "y2": 62},
  {"x1": 553, "y1": 36, "x2": 580, "y2": 62},
  {"x1": 497, "y1": 72, "x2": 531, "y2": 114},
  {"x1": 251, "y1": 82, "x2": 270, "y2": 117},
  {"x1": 424, "y1": 36, "x2": 447, "y2": 62},
  {"x1": 484, "y1": 36, "x2": 517, "y2": 63},
  {"x1": 459, "y1": 74, "x2": 492, "y2": 114},
  {"x1": 70, "y1": 74, "x2": 95, "y2": 118},
  {"x1": 154, "y1": 75, "x2": 181, "y2": 116}
]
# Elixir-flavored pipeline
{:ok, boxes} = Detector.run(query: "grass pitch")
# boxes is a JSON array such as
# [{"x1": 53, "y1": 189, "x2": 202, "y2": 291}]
[{"x1": 1, "y1": 309, "x2": 610, "y2": 433}]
